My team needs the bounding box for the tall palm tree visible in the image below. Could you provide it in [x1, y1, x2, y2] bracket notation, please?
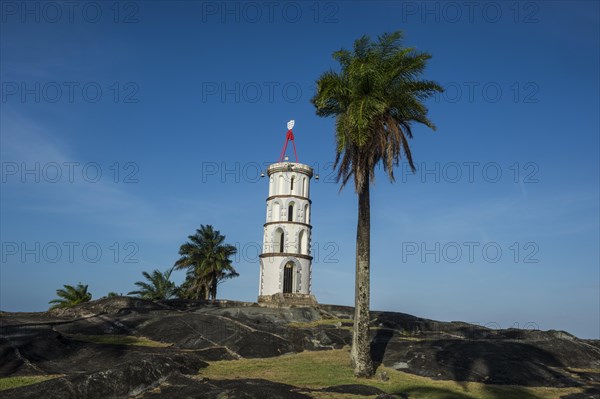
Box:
[128, 268, 177, 301]
[311, 31, 442, 377]
[174, 225, 238, 300]
[48, 283, 92, 310]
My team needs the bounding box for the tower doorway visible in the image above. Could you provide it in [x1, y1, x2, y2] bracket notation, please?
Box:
[283, 262, 294, 293]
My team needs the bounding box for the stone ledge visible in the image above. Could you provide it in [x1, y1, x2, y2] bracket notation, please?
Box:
[259, 253, 313, 260]
[257, 293, 318, 307]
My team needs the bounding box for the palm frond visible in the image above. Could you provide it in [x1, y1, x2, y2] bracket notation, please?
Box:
[174, 225, 238, 300]
[311, 30, 443, 193]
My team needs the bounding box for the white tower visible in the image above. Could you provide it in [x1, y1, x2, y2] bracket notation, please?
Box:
[258, 121, 317, 306]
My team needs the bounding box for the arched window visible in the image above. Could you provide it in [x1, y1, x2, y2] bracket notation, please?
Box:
[290, 176, 295, 193]
[274, 228, 285, 253]
[288, 202, 294, 221]
[279, 231, 284, 252]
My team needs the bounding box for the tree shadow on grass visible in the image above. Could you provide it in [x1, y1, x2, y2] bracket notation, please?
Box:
[370, 328, 395, 370]
[431, 339, 579, 399]
[433, 339, 577, 388]
[369, 325, 582, 399]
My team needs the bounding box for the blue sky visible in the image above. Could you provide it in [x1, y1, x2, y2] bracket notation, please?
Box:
[1, 1, 598, 339]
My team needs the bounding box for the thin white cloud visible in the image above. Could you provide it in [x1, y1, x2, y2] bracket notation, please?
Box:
[0, 110, 230, 243]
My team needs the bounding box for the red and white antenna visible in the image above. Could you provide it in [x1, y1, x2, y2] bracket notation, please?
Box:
[278, 119, 299, 163]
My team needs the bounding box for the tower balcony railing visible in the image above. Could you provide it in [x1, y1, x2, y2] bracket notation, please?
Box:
[267, 162, 313, 177]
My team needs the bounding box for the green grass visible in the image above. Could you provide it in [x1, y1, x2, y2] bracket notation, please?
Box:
[0, 375, 61, 391]
[199, 348, 584, 399]
[68, 334, 171, 347]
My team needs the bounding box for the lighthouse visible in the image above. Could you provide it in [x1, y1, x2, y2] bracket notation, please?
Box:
[258, 120, 317, 306]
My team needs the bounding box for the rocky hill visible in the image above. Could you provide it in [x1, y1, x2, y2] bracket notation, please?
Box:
[1, 297, 599, 398]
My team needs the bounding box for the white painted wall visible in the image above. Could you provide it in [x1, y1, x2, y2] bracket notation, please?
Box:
[259, 162, 313, 297]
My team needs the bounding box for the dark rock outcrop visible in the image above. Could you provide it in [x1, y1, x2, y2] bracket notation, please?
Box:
[1, 297, 599, 398]
[136, 374, 312, 399]
[2, 354, 207, 399]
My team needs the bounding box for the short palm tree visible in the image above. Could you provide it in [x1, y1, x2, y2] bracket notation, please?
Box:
[128, 268, 177, 301]
[175, 225, 238, 300]
[48, 283, 92, 310]
[311, 31, 443, 377]
[175, 277, 206, 300]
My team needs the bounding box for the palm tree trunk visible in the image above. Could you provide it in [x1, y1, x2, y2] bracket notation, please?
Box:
[203, 282, 210, 300]
[210, 279, 217, 301]
[351, 175, 374, 377]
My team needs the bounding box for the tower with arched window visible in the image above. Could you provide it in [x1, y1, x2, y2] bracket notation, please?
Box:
[258, 121, 317, 306]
